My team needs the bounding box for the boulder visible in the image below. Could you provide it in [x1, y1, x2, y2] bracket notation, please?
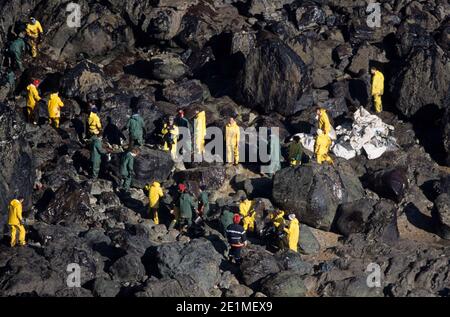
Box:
[391, 45, 450, 118]
[109, 254, 146, 283]
[132, 147, 174, 188]
[238, 35, 310, 116]
[162, 79, 209, 107]
[260, 270, 308, 297]
[366, 168, 408, 203]
[150, 54, 189, 81]
[93, 277, 121, 297]
[240, 245, 281, 287]
[60, 60, 111, 102]
[156, 239, 222, 295]
[136, 276, 207, 297]
[174, 166, 227, 191]
[434, 193, 450, 240]
[273, 162, 365, 231]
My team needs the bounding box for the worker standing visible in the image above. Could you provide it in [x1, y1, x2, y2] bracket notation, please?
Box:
[284, 214, 300, 252]
[239, 196, 256, 233]
[220, 208, 234, 235]
[26, 17, 43, 58]
[26, 79, 41, 124]
[225, 117, 240, 165]
[175, 109, 192, 159]
[48, 90, 64, 129]
[288, 135, 303, 167]
[196, 185, 210, 220]
[315, 129, 334, 165]
[178, 184, 197, 231]
[145, 181, 164, 224]
[194, 109, 207, 156]
[8, 35, 26, 71]
[162, 116, 179, 160]
[88, 107, 102, 137]
[8, 197, 26, 247]
[120, 147, 140, 192]
[226, 214, 247, 264]
[90, 133, 108, 179]
[371, 66, 384, 113]
[316, 107, 331, 136]
[126, 110, 145, 147]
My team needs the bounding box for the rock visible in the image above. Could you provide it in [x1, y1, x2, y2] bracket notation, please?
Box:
[132, 147, 174, 188]
[136, 276, 206, 297]
[434, 193, 450, 240]
[322, 276, 383, 297]
[366, 168, 408, 203]
[162, 79, 210, 107]
[245, 0, 295, 17]
[391, 44, 450, 118]
[295, 4, 326, 31]
[224, 284, 254, 297]
[299, 224, 320, 255]
[335, 199, 375, 236]
[156, 239, 222, 295]
[37, 180, 93, 228]
[238, 34, 310, 116]
[273, 162, 365, 231]
[150, 54, 189, 81]
[109, 254, 146, 283]
[0, 104, 35, 233]
[261, 270, 308, 297]
[60, 60, 111, 102]
[174, 166, 227, 191]
[240, 245, 281, 287]
[275, 251, 313, 274]
[93, 277, 121, 297]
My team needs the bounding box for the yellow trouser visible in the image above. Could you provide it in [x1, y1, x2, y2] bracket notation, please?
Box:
[242, 215, 255, 232]
[164, 142, 178, 159]
[373, 94, 382, 113]
[151, 208, 159, 225]
[290, 159, 298, 167]
[10, 224, 26, 247]
[29, 37, 38, 58]
[50, 117, 60, 128]
[317, 153, 333, 165]
[27, 107, 36, 122]
[195, 135, 205, 154]
[226, 142, 239, 165]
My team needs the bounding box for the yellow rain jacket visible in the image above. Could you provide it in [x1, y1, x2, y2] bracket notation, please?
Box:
[371, 70, 384, 96]
[315, 134, 333, 164]
[8, 199, 23, 226]
[269, 210, 285, 229]
[147, 182, 164, 209]
[225, 121, 240, 164]
[26, 84, 41, 110]
[318, 109, 331, 135]
[26, 21, 43, 38]
[194, 111, 207, 154]
[88, 112, 102, 135]
[239, 199, 255, 232]
[284, 218, 300, 252]
[48, 93, 64, 118]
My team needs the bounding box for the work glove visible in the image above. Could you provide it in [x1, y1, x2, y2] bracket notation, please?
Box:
[20, 219, 25, 225]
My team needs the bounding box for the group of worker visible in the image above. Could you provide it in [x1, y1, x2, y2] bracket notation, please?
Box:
[220, 195, 300, 264]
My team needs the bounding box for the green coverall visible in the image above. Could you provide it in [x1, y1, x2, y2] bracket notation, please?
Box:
[288, 141, 303, 167]
[179, 192, 196, 227]
[9, 38, 26, 71]
[126, 114, 145, 146]
[220, 209, 234, 235]
[198, 191, 210, 217]
[90, 135, 107, 178]
[120, 151, 135, 191]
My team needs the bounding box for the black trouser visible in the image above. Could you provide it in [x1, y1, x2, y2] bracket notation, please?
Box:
[229, 246, 243, 261]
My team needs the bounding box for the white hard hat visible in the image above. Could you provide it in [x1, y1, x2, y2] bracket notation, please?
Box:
[317, 129, 324, 135]
[288, 214, 296, 221]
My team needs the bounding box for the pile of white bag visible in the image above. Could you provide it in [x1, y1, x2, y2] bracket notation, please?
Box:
[293, 107, 399, 161]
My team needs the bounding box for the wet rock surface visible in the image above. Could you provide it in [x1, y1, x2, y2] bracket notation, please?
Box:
[0, 0, 449, 298]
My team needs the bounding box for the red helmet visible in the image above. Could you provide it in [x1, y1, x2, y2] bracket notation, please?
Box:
[233, 214, 241, 224]
[178, 184, 187, 192]
[33, 80, 41, 87]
